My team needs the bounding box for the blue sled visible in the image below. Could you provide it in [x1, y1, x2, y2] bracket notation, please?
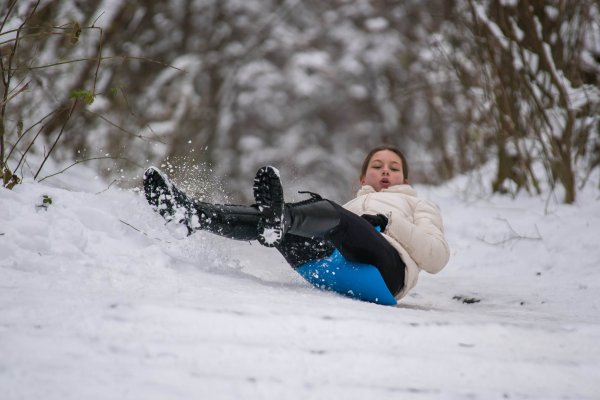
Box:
[296, 249, 397, 306]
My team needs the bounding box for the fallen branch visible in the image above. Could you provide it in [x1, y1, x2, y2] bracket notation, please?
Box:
[479, 217, 542, 246]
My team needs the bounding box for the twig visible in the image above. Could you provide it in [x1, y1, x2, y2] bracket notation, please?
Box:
[95, 179, 119, 194]
[119, 219, 171, 243]
[12, 108, 65, 174]
[6, 108, 60, 162]
[34, 99, 78, 180]
[38, 156, 142, 183]
[544, 186, 559, 216]
[91, 11, 106, 27]
[0, 30, 74, 46]
[110, 88, 167, 144]
[7, 55, 186, 73]
[0, 23, 106, 46]
[83, 108, 166, 144]
[0, 81, 29, 107]
[479, 217, 542, 246]
[92, 26, 103, 94]
[0, 1, 18, 36]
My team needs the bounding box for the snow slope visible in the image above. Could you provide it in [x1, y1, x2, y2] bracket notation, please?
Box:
[1, 166, 599, 400]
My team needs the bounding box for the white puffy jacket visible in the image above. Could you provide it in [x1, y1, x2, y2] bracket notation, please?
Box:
[343, 184, 450, 300]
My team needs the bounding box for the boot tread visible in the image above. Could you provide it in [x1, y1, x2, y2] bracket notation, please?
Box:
[253, 166, 285, 247]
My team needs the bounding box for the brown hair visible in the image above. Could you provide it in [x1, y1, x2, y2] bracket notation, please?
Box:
[360, 146, 409, 179]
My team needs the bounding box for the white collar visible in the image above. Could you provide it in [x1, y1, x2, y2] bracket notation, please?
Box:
[357, 184, 417, 197]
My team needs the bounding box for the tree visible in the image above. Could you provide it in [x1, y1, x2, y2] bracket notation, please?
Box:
[5, 0, 597, 204]
[1, 0, 100, 188]
[453, 0, 600, 203]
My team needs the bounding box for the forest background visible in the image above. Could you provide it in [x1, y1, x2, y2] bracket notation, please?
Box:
[1, 0, 599, 204]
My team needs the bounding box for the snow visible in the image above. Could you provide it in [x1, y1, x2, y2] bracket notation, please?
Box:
[473, 3, 510, 51]
[1, 165, 600, 400]
[288, 51, 332, 97]
[259, 228, 281, 246]
[365, 17, 389, 32]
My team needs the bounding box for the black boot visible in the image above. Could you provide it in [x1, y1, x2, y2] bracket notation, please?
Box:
[253, 166, 341, 247]
[192, 203, 261, 241]
[143, 167, 193, 230]
[252, 166, 287, 246]
[143, 167, 260, 240]
[284, 196, 341, 238]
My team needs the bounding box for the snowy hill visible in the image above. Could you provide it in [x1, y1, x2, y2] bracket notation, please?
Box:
[1, 167, 599, 400]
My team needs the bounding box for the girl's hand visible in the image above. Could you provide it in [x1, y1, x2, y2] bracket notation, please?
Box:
[361, 213, 388, 231]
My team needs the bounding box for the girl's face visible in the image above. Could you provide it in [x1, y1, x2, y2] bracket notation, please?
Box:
[360, 150, 406, 191]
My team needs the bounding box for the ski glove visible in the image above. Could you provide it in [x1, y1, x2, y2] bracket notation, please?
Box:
[361, 213, 388, 232]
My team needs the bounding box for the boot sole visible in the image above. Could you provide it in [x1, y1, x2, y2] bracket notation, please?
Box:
[253, 166, 284, 247]
[143, 167, 176, 219]
[143, 167, 193, 235]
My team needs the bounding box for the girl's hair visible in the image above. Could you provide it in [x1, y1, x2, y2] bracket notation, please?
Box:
[360, 146, 409, 179]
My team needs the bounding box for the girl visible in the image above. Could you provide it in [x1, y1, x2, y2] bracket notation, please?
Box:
[143, 146, 449, 302]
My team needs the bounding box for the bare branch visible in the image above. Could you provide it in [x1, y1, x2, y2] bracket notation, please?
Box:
[38, 156, 143, 183]
[7, 55, 186, 73]
[119, 219, 172, 244]
[82, 108, 166, 144]
[9, 108, 63, 168]
[479, 217, 542, 247]
[34, 99, 78, 180]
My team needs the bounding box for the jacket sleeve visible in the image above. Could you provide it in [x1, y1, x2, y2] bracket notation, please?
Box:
[387, 200, 450, 274]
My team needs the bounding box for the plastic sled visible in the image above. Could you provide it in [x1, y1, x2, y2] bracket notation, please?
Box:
[295, 249, 397, 306]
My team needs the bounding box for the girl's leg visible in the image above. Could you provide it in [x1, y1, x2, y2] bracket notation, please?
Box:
[145, 165, 405, 295]
[144, 166, 335, 269]
[275, 234, 335, 268]
[144, 167, 260, 241]
[254, 166, 405, 295]
[278, 199, 405, 295]
[326, 203, 405, 295]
